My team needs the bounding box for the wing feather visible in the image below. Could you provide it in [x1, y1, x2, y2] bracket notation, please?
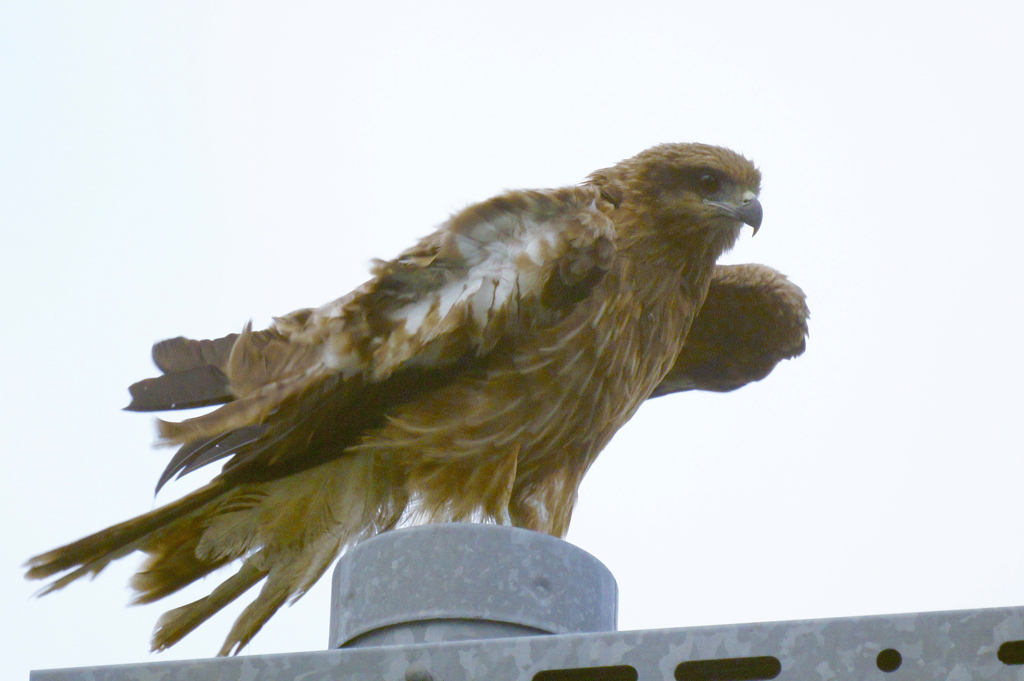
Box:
[151, 185, 615, 486]
[651, 263, 809, 396]
[343, 185, 616, 380]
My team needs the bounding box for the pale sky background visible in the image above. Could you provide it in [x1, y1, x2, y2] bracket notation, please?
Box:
[4, 2, 1024, 678]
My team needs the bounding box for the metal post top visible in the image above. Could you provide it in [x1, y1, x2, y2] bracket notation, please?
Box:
[329, 523, 618, 648]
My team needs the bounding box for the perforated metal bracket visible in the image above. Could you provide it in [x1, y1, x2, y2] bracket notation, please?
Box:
[31, 605, 1024, 680]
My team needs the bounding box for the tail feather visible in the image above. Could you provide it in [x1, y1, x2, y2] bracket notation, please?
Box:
[27, 319, 387, 655]
[151, 558, 268, 652]
[215, 526, 357, 655]
[130, 522, 232, 604]
[25, 482, 226, 588]
[217, 569, 293, 656]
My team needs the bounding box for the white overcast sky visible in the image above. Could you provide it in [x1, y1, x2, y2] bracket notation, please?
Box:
[4, 2, 1024, 677]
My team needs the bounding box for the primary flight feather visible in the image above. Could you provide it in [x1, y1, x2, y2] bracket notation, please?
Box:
[26, 142, 807, 655]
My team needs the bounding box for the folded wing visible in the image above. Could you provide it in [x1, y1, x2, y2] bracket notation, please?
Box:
[652, 263, 809, 396]
[139, 186, 616, 487]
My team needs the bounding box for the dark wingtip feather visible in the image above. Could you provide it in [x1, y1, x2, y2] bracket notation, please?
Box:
[125, 366, 234, 412]
[155, 425, 266, 493]
[152, 335, 239, 373]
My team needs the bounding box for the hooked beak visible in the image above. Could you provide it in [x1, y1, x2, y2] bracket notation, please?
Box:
[706, 190, 762, 235]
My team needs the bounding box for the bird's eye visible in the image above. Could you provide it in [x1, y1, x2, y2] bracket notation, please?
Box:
[698, 173, 719, 196]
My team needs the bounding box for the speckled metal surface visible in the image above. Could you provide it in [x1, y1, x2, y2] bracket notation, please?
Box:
[330, 523, 618, 648]
[31, 605, 1024, 680]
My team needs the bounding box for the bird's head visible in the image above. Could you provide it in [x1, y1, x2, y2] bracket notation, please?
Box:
[588, 143, 762, 255]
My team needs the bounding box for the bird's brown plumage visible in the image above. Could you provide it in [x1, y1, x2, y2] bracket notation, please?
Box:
[25, 143, 806, 655]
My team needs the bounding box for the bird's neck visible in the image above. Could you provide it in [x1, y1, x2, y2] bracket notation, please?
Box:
[616, 222, 733, 305]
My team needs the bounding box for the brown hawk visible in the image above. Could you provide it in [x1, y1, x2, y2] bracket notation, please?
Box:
[26, 143, 807, 655]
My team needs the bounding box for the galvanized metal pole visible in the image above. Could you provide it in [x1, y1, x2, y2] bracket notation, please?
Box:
[329, 523, 618, 649]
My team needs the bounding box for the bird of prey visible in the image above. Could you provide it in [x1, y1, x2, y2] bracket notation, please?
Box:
[26, 143, 808, 656]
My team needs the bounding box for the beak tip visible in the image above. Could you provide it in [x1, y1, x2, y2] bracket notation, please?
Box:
[741, 197, 763, 234]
